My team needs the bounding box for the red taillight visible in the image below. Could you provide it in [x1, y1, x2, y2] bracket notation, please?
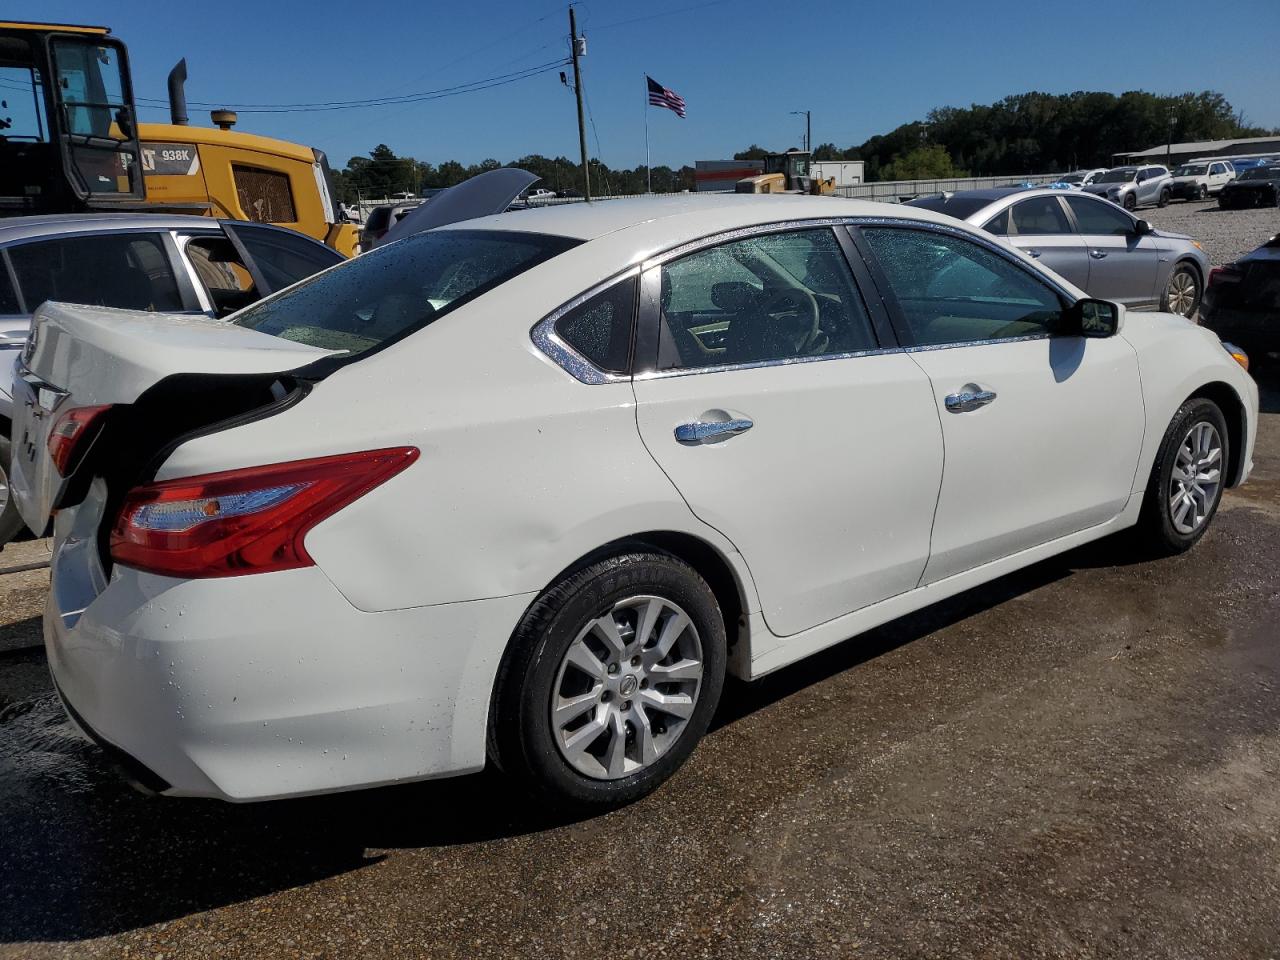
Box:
[47, 404, 113, 476]
[1208, 265, 1242, 287]
[109, 447, 419, 578]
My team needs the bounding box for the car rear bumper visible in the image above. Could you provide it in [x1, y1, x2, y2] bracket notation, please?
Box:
[44, 519, 533, 801]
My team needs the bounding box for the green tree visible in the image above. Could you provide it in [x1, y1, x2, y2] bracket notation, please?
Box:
[879, 144, 963, 181]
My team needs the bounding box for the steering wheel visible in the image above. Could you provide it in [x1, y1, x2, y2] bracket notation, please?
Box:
[759, 286, 823, 355]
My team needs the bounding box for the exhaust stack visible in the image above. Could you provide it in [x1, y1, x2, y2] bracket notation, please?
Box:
[167, 59, 189, 126]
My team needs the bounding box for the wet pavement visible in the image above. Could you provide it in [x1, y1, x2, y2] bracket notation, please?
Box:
[1, 375, 1278, 960]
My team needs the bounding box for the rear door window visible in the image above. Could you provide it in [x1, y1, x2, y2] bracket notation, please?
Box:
[232, 229, 579, 357]
[8, 233, 183, 312]
[185, 235, 259, 316]
[226, 223, 344, 292]
[1010, 197, 1072, 235]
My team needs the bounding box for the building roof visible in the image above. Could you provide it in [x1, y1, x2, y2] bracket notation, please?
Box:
[1119, 136, 1280, 159]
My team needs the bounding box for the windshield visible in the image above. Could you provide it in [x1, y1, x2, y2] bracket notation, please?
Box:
[1241, 167, 1280, 181]
[232, 229, 580, 358]
[1096, 169, 1136, 184]
[1173, 164, 1208, 177]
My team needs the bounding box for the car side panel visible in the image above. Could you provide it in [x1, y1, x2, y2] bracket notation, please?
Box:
[1118, 312, 1259, 492]
[157, 271, 763, 618]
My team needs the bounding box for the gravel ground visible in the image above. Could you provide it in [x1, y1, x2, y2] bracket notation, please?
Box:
[1142, 199, 1280, 267]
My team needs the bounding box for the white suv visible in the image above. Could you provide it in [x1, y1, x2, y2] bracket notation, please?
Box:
[1167, 160, 1236, 202]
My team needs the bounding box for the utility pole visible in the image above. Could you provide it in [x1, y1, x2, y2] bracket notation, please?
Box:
[791, 109, 811, 152]
[569, 7, 591, 200]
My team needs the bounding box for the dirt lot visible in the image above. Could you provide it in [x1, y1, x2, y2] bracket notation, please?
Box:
[1142, 198, 1278, 268]
[1, 387, 1278, 960]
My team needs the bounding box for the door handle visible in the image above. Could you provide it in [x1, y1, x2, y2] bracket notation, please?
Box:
[1090, 249, 1108, 259]
[944, 387, 997, 413]
[674, 418, 754, 444]
[1026, 248, 1042, 259]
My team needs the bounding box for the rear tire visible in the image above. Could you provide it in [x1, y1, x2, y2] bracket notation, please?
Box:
[489, 551, 726, 810]
[1134, 398, 1229, 556]
[0, 436, 27, 550]
[1157, 188, 1170, 208]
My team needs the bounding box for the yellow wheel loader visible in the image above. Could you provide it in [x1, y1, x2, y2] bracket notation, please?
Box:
[0, 21, 357, 256]
[735, 149, 836, 196]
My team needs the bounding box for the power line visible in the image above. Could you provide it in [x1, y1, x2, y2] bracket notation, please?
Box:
[129, 59, 568, 113]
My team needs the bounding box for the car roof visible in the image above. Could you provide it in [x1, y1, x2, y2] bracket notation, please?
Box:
[451, 193, 951, 243]
[0, 212, 225, 244]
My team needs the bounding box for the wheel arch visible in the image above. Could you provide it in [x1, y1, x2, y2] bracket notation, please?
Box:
[539, 531, 750, 662]
[1187, 380, 1247, 487]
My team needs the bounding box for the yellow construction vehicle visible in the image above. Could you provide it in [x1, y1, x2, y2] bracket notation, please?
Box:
[0, 21, 358, 256]
[735, 149, 836, 195]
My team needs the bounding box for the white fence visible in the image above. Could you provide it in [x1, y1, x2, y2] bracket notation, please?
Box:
[349, 170, 1070, 220]
[834, 173, 1066, 202]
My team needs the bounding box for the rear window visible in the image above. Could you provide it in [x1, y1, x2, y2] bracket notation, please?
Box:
[904, 195, 995, 221]
[231, 229, 579, 358]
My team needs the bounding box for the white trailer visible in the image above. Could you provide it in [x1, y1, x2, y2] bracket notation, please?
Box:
[811, 161, 865, 187]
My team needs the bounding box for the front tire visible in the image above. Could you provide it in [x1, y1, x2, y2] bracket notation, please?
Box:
[1123, 193, 1137, 211]
[490, 551, 727, 810]
[1198, 184, 1208, 201]
[0, 435, 27, 550]
[1161, 263, 1202, 319]
[1135, 398, 1229, 555]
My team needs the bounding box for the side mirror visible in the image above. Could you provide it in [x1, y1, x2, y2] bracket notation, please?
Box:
[1062, 298, 1120, 338]
[1134, 219, 1153, 235]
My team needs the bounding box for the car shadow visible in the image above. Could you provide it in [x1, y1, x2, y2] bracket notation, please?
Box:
[0, 528, 1159, 945]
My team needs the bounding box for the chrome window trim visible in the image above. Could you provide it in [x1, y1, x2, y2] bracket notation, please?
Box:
[530, 266, 640, 385]
[533, 215, 1078, 384]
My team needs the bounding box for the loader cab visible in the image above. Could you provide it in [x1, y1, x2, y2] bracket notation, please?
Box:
[0, 22, 145, 214]
[763, 149, 811, 185]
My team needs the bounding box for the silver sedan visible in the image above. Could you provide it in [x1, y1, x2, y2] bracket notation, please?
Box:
[906, 188, 1209, 318]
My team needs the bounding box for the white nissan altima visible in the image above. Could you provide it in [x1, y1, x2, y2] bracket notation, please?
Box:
[8, 194, 1258, 808]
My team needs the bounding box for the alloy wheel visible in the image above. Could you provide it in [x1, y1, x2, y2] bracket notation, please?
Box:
[0, 461, 9, 520]
[1165, 269, 1199, 317]
[550, 595, 704, 780]
[1169, 421, 1223, 535]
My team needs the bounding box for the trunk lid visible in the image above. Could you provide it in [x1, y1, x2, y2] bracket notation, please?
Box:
[10, 301, 337, 533]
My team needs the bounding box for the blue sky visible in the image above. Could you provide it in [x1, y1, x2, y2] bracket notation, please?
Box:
[14, 0, 1280, 170]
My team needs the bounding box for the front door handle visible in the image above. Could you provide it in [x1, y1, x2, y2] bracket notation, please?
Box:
[1090, 249, 1108, 259]
[944, 387, 997, 413]
[1026, 248, 1042, 259]
[674, 418, 754, 444]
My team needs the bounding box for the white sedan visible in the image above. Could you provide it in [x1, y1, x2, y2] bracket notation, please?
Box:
[9, 195, 1258, 808]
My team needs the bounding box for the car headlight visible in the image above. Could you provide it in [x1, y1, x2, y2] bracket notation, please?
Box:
[1221, 341, 1249, 372]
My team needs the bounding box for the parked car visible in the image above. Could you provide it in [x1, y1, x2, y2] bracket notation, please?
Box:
[905, 188, 1209, 316]
[1200, 233, 1280, 363]
[1081, 165, 1172, 210]
[10, 196, 1256, 809]
[0, 214, 345, 545]
[1050, 168, 1108, 190]
[360, 201, 423, 249]
[1166, 160, 1236, 201]
[1222, 157, 1275, 176]
[1217, 163, 1280, 209]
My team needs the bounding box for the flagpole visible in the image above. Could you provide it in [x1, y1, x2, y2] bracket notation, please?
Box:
[644, 74, 651, 194]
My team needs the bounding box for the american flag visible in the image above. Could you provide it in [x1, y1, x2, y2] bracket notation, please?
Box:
[647, 75, 686, 118]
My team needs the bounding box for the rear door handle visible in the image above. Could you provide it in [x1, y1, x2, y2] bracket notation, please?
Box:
[944, 387, 997, 413]
[674, 418, 753, 444]
[1090, 249, 1108, 259]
